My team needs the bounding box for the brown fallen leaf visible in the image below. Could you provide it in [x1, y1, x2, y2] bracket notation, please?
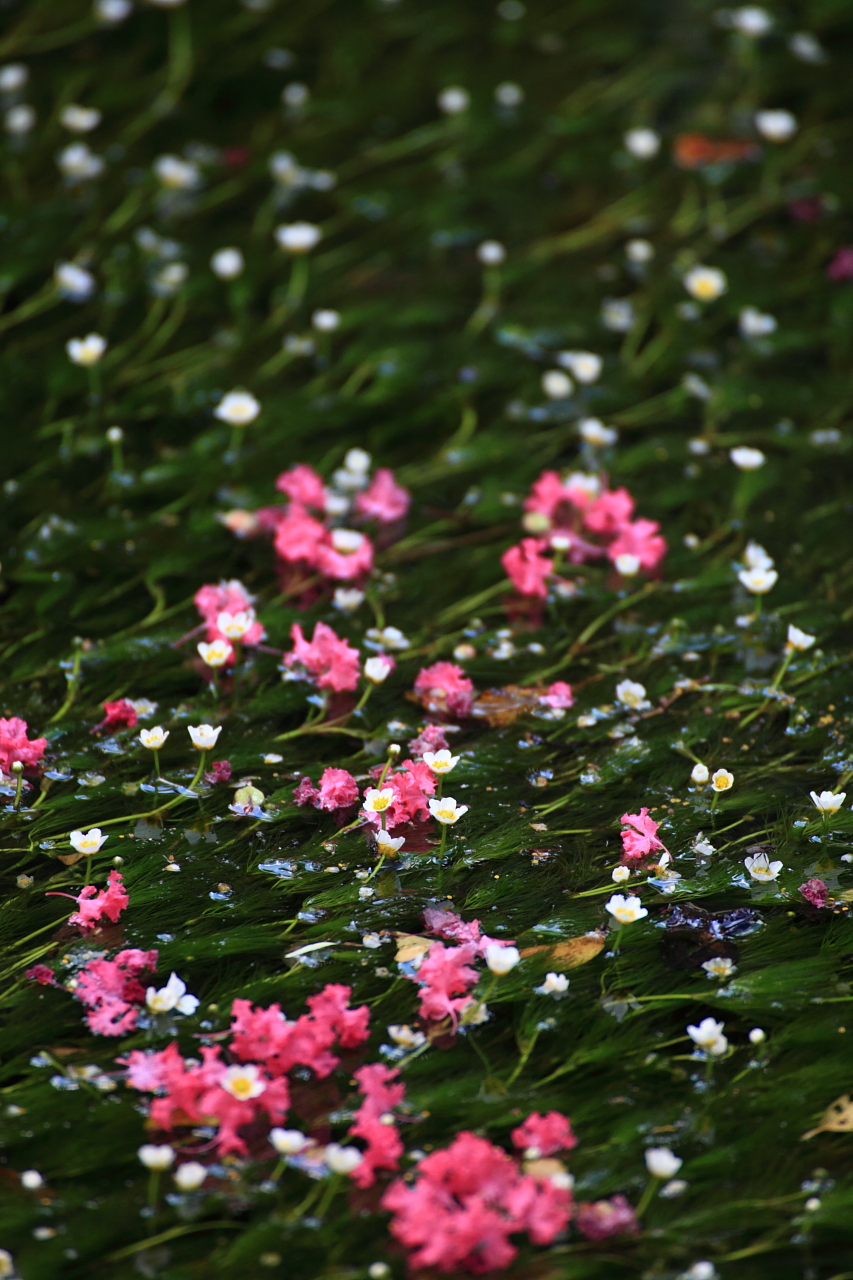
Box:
[520, 930, 606, 970]
[393, 933, 433, 964]
[802, 1094, 853, 1140]
[470, 685, 549, 727]
[56, 850, 87, 866]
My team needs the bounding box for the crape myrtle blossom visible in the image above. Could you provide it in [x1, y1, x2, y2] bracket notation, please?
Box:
[575, 1195, 639, 1241]
[76, 948, 158, 1036]
[360, 759, 437, 831]
[283, 621, 360, 692]
[193, 580, 265, 650]
[620, 809, 668, 864]
[413, 662, 475, 718]
[93, 699, 138, 733]
[0, 716, 47, 774]
[293, 767, 360, 812]
[58, 868, 127, 932]
[800, 878, 829, 909]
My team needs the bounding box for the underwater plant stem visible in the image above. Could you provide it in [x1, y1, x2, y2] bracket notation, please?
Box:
[49, 638, 84, 724]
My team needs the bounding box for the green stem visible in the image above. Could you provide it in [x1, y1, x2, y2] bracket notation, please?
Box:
[49, 639, 84, 724]
[769, 649, 792, 693]
[352, 682, 374, 715]
[314, 1172, 342, 1220]
[506, 1029, 540, 1087]
[110, 437, 124, 473]
[12, 769, 24, 812]
[286, 254, 310, 312]
[635, 1176, 659, 1219]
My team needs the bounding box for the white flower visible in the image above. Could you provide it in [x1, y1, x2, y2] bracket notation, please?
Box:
[788, 32, 826, 63]
[613, 553, 640, 577]
[683, 374, 711, 400]
[154, 154, 200, 189]
[680, 1265, 717, 1280]
[263, 752, 283, 764]
[333, 587, 365, 612]
[611, 865, 631, 883]
[684, 266, 727, 302]
[730, 6, 772, 36]
[60, 104, 102, 133]
[275, 221, 322, 253]
[626, 238, 654, 263]
[197, 639, 233, 668]
[645, 1147, 683, 1178]
[376, 830, 406, 857]
[174, 1162, 207, 1191]
[730, 446, 766, 471]
[21, 1170, 44, 1190]
[477, 240, 506, 265]
[810, 790, 846, 813]
[422, 749, 460, 775]
[428, 796, 469, 825]
[615, 679, 650, 711]
[139, 726, 169, 750]
[270, 1128, 311, 1155]
[138, 1144, 175, 1170]
[605, 894, 648, 924]
[387, 1024, 426, 1049]
[330, 528, 365, 554]
[95, 0, 133, 22]
[484, 943, 520, 975]
[55, 261, 96, 301]
[214, 390, 260, 427]
[5, 104, 36, 134]
[495, 81, 524, 106]
[624, 127, 660, 158]
[691, 763, 709, 784]
[324, 1143, 363, 1174]
[363, 787, 395, 814]
[146, 972, 199, 1016]
[66, 333, 107, 366]
[739, 305, 777, 338]
[216, 609, 256, 639]
[557, 350, 602, 382]
[578, 417, 617, 447]
[787, 624, 815, 652]
[368, 1265, 390, 1280]
[438, 86, 469, 114]
[601, 298, 634, 331]
[312, 308, 340, 331]
[744, 850, 783, 882]
[542, 370, 573, 400]
[0, 63, 28, 91]
[211, 247, 244, 279]
[151, 262, 188, 297]
[748, 1027, 766, 1044]
[187, 724, 222, 750]
[69, 828, 108, 855]
[738, 565, 777, 594]
[534, 971, 569, 996]
[687, 1016, 728, 1055]
[702, 956, 737, 979]
[362, 932, 382, 949]
[711, 768, 733, 792]
[0, 1251, 13, 1280]
[164, 861, 181, 873]
[660, 1179, 688, 1198]
[755, 109, 797, 142]
[364, 655, 394, 684]
[219, 1064, 266, 1101]
[744, 540, 774, 570]
[365, 625, 409, 651]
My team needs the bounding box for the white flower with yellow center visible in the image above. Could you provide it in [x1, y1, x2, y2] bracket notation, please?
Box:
[711, 768, 733, 792]
[275, 221, 322, 253]
[615, 553, 641, 577]
[67, 333, 107, 366]
[611, 865, 631, 883]
[484, 943, 520, 975]
[154, 154, 200, 190]
[174, 1162, 206, 1191]
[535, 972, 569, 996]
[324, 1143, 363, 1174]
[578, 417, 617, 447]
[422, 749, 460, 775]
[541, 370, 573, 400]
[376, 830, 405, 857]
[615, 679, 650, 712]
[270, 1128, 311, 1155]
[738, 565, 777, 594]
[428, 796, 468, 825]
[787, 625, 815, 652]
[214, 391, 260, 427]
[605, 894, 648, 924]
[684, 266, 727, 302]
[702, 957, 737, 980]
[188, 724, 222, 750]
[60, 104, 102, 133]
[219, 1064, 266, 1102]
[145, 972, 199, 1016]
[730, 446, 766, 471]
[687, 1017, 728, 1055]
[363, 788, 394, 814]
[138, 1144, 174, 1170]
[69, 828, 108, 855]
[744, 851, 783, 882]
[139, 726, 169, 750]
[197, 639, 233, 668]
[387, 1024, 426, 1049]
[216, 609, 256, 640]
[691, 763, 709, 784]
[810, 790, 846, 813]
[557, 350, 602, 382]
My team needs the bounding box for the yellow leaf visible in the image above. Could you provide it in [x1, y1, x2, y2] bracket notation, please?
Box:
[393, 933, 433, 964]
[520, 930, 606, 970]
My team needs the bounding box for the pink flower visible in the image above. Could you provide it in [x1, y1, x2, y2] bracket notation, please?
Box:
[347, 1063, 406, 1188]
[363, 758, 436, 829]
[315, 767, 360, 811]
[828, 247, 853, 282]
[26, 964, 57, 986]
[67, 870, 130, 931]
[511, 1112, 577, 1158]
[620, 809, 668, 864]
[314, 530, 375, 582]
[523, 470, 578, 522]
[413, 662, 475, 718]
[204, 759, 232, 785]
[800, 878, 829, 909]
[272, 507, 328, 567]
[502, 539, 553, 599]
[0, 716, 47, 774]
[607, 517, 666, 571]
[575, 1194, 639, 1242]
[423, 906, 483, 948]
[283, 621, 361, 692]
[293, 776, 320, 806]
[412, 942, 481, 1026]
[583, 488, 635, 536]
[408, 723, 451, 758]
[194, 580, 264, 646]
[92, 699, 138, 734]
[355, 468, 411, 523]
[75, 948, 158, 1036]
[540, 681, 573, 710]
[275, 463, 326, 510]
[229, 983, 370, 1078]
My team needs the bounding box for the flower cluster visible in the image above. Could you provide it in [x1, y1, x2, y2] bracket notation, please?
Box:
[404, 908, 519, 1029]
[0, 716, 47, 776]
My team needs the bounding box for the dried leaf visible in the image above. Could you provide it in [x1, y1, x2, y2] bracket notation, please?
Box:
[802, 1094, 853, 1140]
[393, 933, 433, 964]
[471, 685, 548, 727]
[520, 930, 606, 970]
[56, 850, 87, 866]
